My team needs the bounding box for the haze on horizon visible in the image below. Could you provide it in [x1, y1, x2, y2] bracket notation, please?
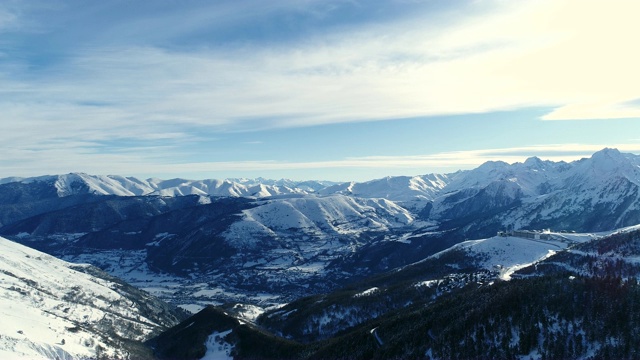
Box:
[2, 0, 640, 182]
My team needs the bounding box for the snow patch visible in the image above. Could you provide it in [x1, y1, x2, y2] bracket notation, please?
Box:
[201, 329, 233, 360]
[354, 287, 380, 298]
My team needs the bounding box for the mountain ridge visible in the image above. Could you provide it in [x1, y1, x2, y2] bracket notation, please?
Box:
[3, 148, 637, 203]
[3, 148, 640, 308]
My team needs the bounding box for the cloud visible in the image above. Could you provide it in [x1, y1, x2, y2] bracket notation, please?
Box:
[2, 0, 640, 179]
[2, 136, 639, 180]
[0, 6, 18, 32]
[5, 1, 640, 136]
[23, 143, 632, 176]
[138, 143, 640, 179]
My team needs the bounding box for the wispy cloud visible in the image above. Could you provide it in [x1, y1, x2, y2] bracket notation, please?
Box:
[7, 143, 629, 179]
[1, 0, 639, 179]
[160, 143, 640, 173]
[5, 1, 640, 134]
[0, 3, 20, 32]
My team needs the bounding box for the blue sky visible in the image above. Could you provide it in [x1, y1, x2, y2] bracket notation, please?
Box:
[2, 0, 640, 181]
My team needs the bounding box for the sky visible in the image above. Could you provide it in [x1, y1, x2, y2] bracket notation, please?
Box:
[2, 0, 640, 182]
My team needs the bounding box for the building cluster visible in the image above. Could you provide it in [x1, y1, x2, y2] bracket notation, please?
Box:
[497, 229, 553, 240]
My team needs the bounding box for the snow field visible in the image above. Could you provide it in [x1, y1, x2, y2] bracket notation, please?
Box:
[201, 329, 233, 360]
[0, 237, 171, 359]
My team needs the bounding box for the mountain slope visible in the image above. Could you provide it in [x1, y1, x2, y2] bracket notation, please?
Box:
[257, 229, 599, 341]
[0, 236, 185, 359]
[318, 173, 450, 206]
[148, 306, 304, 360]
[153, 227, 640, 360]
[518, 224, 640, 280]
[306, 275, 640, 360]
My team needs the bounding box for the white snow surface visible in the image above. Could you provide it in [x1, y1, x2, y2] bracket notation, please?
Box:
[0, 237, 167, 359]
[319, 174, 450, 203]
[430, 231, 600, 280]
[231, 304, 265, 322]
[9, 174, 328, 198]
[201, 329, 233, 360]
[354, 287, 379, 298]
[225, 195, 414, 246]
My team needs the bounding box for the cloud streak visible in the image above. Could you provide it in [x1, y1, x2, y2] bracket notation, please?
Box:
[158, 143, 640, 172]
[5, 1, 640, 134]
[1, 0, 639, 180]
[5, 143, 636, 181]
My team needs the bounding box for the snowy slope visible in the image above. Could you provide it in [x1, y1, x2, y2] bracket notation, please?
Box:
[243, 195, 412, 233]
[319, 174, 450, 204]
[223, 194, 414, 250]
[19, 173, 155, 196]
[0, 236, 181, 359]
[4, 174, 326, 198]
[201, 330, 233, 360]
[448, 235, 577, 280]
[425, 229, 615, 281]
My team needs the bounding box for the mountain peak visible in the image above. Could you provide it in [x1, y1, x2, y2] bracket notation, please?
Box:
[589, 148, 627, 169]
[476, 160, 510, 172]
[562, 147, 640, 188]
[523, 156, 543, 166]
[592, 147, 622, 159]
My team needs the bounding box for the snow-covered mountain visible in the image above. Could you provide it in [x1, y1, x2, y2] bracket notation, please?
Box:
[3, 148, 639, 204]
[318, 173, 450, 206]
[319, 148, 640, 204]
[3, 148, 640, 358]
[225, 194, 413, 244]
[0, 236, 184, 359]
[3, 148, 640, 308]
[0, 173, 337, 198]
[413, 148, 640, 235]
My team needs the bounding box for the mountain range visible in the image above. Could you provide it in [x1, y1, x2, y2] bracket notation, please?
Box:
[0, 173, 337, 198]
[2, 147, 640, 358]
[2, 148, 639, 306]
